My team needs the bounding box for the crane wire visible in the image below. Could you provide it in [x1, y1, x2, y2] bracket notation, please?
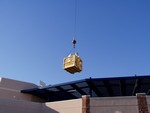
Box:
[73, 0, 77, 39]
[67, 0, 78, 55]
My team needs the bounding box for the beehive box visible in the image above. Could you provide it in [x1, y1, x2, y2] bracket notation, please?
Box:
[63, 54, 82, 74]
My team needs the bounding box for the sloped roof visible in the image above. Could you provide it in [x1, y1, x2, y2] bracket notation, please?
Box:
[21, 75, 150, 102]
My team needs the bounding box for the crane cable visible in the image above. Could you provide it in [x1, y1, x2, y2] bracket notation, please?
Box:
[72, 0, 77, 49]
[68, 0, 77, 55]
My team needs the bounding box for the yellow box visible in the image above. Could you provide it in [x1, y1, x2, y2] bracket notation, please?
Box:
[63, 54, 82, 74]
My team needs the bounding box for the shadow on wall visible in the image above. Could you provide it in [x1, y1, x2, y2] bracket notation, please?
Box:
[41, 104, 59, 113]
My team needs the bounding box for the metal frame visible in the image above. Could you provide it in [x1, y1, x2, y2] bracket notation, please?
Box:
[21, 75, 150, 102]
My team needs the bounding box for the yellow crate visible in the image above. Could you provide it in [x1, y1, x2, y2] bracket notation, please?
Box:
[63, 54, 82, 74]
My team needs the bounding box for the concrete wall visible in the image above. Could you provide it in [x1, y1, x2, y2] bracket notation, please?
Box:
[0, 98, 60, 113]
[43, 99, 82, 113]
[90, 96, 138, 113]
[0, 98, 42, 113]
[1, 96, 147, 113]
[0, 77, 43, 102]
[0, 98, 81, 113]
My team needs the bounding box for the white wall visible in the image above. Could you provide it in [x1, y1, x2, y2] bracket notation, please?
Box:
[90, 96, 138, 113]
[43, 99, 82, 113]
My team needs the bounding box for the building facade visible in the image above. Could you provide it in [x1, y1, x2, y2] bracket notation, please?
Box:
[0, 77, 150, 113]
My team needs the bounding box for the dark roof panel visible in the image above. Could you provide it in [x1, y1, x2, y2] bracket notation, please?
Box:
[21, 75, 150, 102]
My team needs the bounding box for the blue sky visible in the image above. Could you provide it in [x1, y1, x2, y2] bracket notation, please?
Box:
[0, 0, 150, 85]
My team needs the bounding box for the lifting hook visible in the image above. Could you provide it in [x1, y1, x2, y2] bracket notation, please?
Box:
[72, 39, 76, 48]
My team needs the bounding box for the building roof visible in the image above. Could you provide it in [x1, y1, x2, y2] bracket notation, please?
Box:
[21, 75, 150, 102]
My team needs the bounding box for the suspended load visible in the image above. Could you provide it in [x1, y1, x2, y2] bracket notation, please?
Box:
[64, 53, 82, 74]
[63, 39, 82, 74]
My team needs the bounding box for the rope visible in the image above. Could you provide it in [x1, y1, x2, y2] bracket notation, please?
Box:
[67, 46, 78, 56]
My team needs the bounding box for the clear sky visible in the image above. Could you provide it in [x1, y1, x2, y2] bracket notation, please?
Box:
[0, 0, 150, 85]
